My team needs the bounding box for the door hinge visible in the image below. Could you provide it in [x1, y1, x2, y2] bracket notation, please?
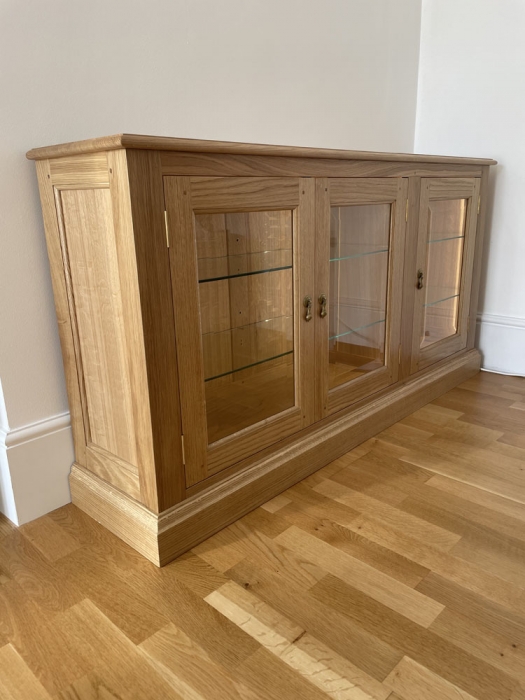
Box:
[405, 198, 409, 222]
[477, 196, 481, 215]
[398, 343, 402, 364]
[180, 434, 186, 465]
[164, 210, 170, 248]
[467, 317, 471, 332]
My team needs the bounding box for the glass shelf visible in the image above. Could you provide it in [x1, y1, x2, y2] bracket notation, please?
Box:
[424, 293, 460, 309]
[328, 203, 391, 392]
[330, 317, 385, 341]
[201, 314, 293, 339]
[427, 235, 464, 245]
[330, 248, 388, 262]
[195, 208, 295, 443]
[205, 350, 293, 383]
[423, 285, 461, 308]
[202, 314, 294, 382]
[198, 249, 292, 283]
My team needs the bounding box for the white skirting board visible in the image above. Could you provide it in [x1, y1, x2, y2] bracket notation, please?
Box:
[477, 313, 525, 377]
[0, 411, 73, 526]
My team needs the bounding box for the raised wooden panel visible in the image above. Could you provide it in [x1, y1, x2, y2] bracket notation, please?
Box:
[329, 177, 401, 205]
[59, 188, 138, 466]
[50, 152, 109, 187]
[35, 160, 88, 464]
[189, 176, 300, 211]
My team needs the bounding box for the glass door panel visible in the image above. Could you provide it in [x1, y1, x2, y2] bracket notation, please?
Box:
[165, 175, 315, 486]
[421, 199, 467, 348]
[195, 211, 295, 444]
[411, 178, 480, 373]
[316, 178, 408, 418]
[329, 204, 391, 390]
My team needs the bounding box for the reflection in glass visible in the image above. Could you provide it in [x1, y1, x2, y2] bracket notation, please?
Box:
[195, 211, 295, 444]
[329, 204, 391, 390]
[421, 199, 467, 348]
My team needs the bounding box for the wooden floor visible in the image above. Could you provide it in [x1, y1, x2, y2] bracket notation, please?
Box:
[1, 370, 525, 700]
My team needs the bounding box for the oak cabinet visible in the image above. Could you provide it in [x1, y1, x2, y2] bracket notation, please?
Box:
[27, 135, 495, 565]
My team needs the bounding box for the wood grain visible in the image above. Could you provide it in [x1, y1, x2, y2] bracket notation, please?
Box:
[0, 644, 52, 700]
[26, 132, 497, 165]
[274, 525, 444, 627]
[160, 151, 486, 179]
[69, 349, 481, 566]
[106, 149, 164, 512]
[205, 581, 390, 700]
[34, 160, 87, 464]
[3, 371, 525, 699]
[49, 152, 109, 187]
[124, 149, 185, 508]
[59, 187, 139, 465]
[384, 655, 479, 700]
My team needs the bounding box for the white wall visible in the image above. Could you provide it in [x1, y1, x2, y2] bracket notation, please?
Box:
[415, 0, 525, 375]
[0, 0, 422, 523]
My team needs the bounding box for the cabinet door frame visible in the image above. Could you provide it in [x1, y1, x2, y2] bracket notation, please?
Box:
[164, 176, 315, 487]
[315, 177, 408, 418]
[410, 177, 481, 373]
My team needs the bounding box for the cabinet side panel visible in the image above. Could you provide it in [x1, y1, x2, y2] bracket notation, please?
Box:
[58, 188, 139, 467]
[34, 160, 87, 465]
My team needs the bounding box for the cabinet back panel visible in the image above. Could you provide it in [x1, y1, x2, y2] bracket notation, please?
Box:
[59, 188, 138, 466]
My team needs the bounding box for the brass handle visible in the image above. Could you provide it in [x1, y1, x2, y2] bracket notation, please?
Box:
[303, 296, 312, 322]
[417, 270, 424, 290]
[318, 294, 327, 318]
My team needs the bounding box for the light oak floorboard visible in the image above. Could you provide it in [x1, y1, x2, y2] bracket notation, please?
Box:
[1, 371, 524, 699]
[384, 655, 479, 700]
[206, 582, 388, 700]
[274, 525, 444, 627]
[0, 644, 52, 700]
[313, 478, 462, 551]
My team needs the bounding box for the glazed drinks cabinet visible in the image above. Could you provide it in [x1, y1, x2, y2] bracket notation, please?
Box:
[27, 135, 495, 565]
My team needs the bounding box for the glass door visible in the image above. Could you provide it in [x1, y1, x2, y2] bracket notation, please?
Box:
[316, 178, 408, 418]
[165, 176, 315, 487]
[411, 178, 480, 372]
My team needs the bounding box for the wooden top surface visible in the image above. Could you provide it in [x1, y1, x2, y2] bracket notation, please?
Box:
[26, 133, 497, 165]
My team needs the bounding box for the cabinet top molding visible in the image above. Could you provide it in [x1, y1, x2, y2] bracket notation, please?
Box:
[26, 133, 498, 165]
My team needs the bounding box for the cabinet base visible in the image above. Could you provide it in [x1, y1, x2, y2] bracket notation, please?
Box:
[70, 349, 481, 566]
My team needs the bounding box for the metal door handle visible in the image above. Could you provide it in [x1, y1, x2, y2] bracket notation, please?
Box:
[417, 270, 424, 290]
[303, 296, 312, 322]
[318, 294, 327, 318]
